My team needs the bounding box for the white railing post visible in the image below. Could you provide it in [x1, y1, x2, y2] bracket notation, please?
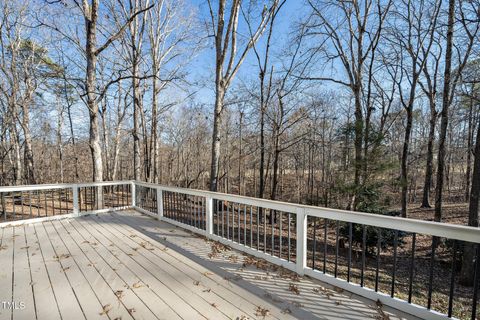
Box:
[296, 207, 307, 275]
[131, 182, 136, 207]
[205, 195, 213, 235]
[72, 184, 79, 216]
[157, 188, 163, 219]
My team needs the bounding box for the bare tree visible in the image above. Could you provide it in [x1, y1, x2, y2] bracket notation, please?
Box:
[388, 0, 441, 217]
[207, 0, 278, 191]
[434, 0, 479, 222]
[305, 0, 392, 209]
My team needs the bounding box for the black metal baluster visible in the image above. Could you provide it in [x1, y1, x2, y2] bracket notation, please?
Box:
[201, 197, 205, 230]
[279, 212, 282, 259]
[361, 224, 366, 287]
[222, 201, 225, 238]
[13, 193, 16, 220]
[288, 213, 291, 262]
[347, 222, 352, 282]
[37, 190, 41, 217]
[238, 204, 241, 243]
[79, 189, 82, 212]
[257, 207, 260, 250]
[250, 206, 253, 248]
[427, 236, 438, 309]
[335, 221, 339, 278]
[448, 240, 457, 318]
[189, 195, 193, 226]
[263, 209, 267, 253]
[50, 190, 54, 215]
[193, 196, 198, 229]
[271, 210, 275, 255]
[28, 191, 32, 218]
[243, 205, 247, 245]
[408, 233, 416, 303]
[59, 189, 63, 215]
[233, 203, 236, 241]
[227, 202, 230, 240]
[375, 228, 381, 292]
[44, 190, 48, 216]
[323, 219, 327, 274]
[20, 191, 24, 219]
[391, 230, 398, 297]
[471, 244, 480, 320]
[313, 218, 317, 270]
[216, 200, 220, 235]
[167, 192, 171, 218]
[174, 193, 178, 221]
[182, 193, 185, 223]
[1, 193, 5, 221]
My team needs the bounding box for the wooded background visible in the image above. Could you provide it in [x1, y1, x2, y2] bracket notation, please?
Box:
[0, 0, 479, 225]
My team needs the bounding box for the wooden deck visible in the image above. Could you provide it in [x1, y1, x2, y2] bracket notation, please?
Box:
[0, 210, 417, 320]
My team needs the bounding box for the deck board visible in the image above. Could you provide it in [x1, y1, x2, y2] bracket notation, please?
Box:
[43, 222, 107, 320]
[33, 222, 85, 320]
[24, 223, 61, 320]
[12, 225, 36, 320]
[53, 219, 135, 320]
[63, 218, 162, 320]
[85, 215, 250, 320]
[79, 217, 230, 320]
[0, 227, 13, 320]
[0, 210, 417, 320]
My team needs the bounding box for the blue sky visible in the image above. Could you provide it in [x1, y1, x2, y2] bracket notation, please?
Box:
[186, 0, 308, 105]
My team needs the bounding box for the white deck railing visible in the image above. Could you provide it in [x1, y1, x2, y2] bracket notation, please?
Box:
[1, 180, 479, 320]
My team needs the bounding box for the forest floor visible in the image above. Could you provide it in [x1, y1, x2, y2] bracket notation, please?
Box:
[406, 202, 470, 225]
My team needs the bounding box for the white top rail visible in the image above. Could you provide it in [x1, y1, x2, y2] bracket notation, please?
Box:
[1, 180, 479, 243]
[0, 180, 133, 193]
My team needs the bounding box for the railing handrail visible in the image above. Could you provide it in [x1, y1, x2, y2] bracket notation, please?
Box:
[1, 180, 479, 242]
[0, 180, 134, 193]
[135, 180, 480, 243]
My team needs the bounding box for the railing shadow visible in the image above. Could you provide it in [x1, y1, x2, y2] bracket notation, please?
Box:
[100, 210, 410, 320]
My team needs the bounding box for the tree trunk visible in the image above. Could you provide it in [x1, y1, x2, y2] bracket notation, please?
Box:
[460, 113, 480, 286]
[209, 85, 225, 191]
[421, 106, 437, 208]
[352, 87, 363, 209]
[132, 59, 141, 181]
[85, 0, 103, 183]
[10, 125, 22, 185]
[259, 100, 265, 198]
[434, 0, 455, 222]
[151, 70, 159, 183]
[22, 103, 35, 184]
[465, 92, 474, 201]
[401, 106, 413, 217]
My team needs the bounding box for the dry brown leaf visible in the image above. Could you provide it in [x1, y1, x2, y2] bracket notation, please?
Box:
[99, 304, 112, 315]
[288, 283, 300, 295]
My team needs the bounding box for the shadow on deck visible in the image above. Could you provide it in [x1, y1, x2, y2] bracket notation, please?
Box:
[0, 209, 416, 320]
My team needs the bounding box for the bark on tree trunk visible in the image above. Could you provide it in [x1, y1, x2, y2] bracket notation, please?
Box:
[465, 93, 474, 201]
[421, 106, 437, 208]
[132, 62, 141, 181]
[353, 88, 363, 210]
[434, 0, 455, 222]
[209, 85, 225, 191]
[401, 107, 413, 217]
[85, 1, 103, 184]
[22, 104, 35, 184]
[460, 113, 480, 286]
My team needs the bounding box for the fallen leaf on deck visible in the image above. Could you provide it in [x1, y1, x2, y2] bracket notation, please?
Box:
[288, 283, 300, 295]
[255, 306, 270, 318]
[99, 304, 112, 315]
